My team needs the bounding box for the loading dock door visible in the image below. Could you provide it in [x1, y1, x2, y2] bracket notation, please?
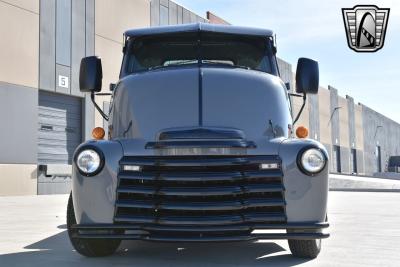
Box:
[351, 149, 357, 174]
[38, 91, 82, 194]
[332, 146, 342, 173]
[376, 146, 382, 173]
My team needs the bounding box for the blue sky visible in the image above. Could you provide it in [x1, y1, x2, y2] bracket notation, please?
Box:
[176, 0, 400, 123]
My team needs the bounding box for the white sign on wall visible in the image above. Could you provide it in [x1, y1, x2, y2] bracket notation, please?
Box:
[58, 75, 69, 88]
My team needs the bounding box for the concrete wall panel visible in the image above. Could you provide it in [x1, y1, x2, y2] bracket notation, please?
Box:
[71, 0, 86, 96]
[85, 0, 95, 56]
[94, 36, 121, 127]
[347, 96, 356, 149]
[168, 1, 177, 25]
[83, 0, 95, 140]
[95, 36, 122, 92]
[362, 105, 400, 175]
[340, 146, 350, 174]
[308, 94, 320, 140]
[39, 0, 55, 91]
[354, 103, 364, 151]
[182, 8, 190, 23]
[0, 164, 37, 196]
[0, 1, 38, 88]
[329, 86, 340, 146]
[339, 96, 349, 148]
[2, 0, 39, 13]
[150, 0, 160, 26]
[177, 5, 183, 24]
[356, 149, 364, 174]
[323, 143, 331, 163]
[95, 0, 150, 42]
[190, 11, 197, 23]
[277, 58, 293, 91]
[160, 0, 168, 7]
[318, 87, 331, 145]
[55, 64, 71, 94]
[55, 0, 71, 66]
[0, 82, 37, 164]
[160, 4, 168, 25]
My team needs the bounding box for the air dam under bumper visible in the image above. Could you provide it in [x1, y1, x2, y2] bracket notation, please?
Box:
[70, 222, 329, 242]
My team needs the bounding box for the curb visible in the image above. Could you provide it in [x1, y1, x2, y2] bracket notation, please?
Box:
[329, 188, 400, 193]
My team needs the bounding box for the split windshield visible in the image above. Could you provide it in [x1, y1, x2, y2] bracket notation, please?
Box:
[125, 32, 276, 74]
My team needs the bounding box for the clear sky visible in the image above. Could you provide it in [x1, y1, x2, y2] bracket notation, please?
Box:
[175, 0, 400, 123]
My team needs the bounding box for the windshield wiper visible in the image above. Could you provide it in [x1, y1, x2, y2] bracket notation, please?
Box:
[148, 60, 198, 71]
[201, 60, 251, 70]
[147, 60, 252, 71]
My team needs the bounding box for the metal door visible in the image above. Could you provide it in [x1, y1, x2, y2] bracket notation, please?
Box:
[351, 149, 357, 174]
[332, 146, 341, 173]
[38, 91, 82, 194]
[376, 146, 382, 172]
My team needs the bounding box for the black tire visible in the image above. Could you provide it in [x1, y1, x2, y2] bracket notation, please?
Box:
[67, 193, 121, 257]
[288, 239, 321, 258]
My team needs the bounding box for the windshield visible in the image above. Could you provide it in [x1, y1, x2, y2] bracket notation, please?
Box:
[125, 32, 276, 74]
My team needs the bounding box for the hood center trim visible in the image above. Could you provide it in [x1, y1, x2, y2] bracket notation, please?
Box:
[198, 68, 203, 126]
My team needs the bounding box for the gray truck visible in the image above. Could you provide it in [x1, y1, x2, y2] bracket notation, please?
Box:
[67, 23, 329, 259]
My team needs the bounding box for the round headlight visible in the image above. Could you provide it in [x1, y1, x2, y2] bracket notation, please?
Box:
[299, 148, 326, 174]
[76, 149, 102, 175]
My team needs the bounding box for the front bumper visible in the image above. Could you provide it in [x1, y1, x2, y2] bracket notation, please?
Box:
[70, 222, 329, 242]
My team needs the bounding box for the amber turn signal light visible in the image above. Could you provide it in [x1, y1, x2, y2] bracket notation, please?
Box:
[296, 126, 309, 138]
[92, 127, 105, 140]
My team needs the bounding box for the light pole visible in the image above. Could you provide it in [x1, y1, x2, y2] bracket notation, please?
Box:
[374, 125, 383, 139]
[328, 106, 342, 126]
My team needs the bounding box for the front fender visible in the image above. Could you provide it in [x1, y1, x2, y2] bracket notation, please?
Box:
[72, 140, 123, 224]
[279, 138, 329, 222]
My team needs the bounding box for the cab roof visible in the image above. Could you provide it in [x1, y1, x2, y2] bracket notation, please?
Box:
[124, 23, 274, 39]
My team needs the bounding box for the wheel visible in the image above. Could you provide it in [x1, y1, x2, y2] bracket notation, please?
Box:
[288, 239, 321, 258]
[288, 214, 328, 258]
[66, 193, 121, 257]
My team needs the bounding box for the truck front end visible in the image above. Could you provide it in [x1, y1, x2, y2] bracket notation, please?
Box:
[67, 23, 329, 259]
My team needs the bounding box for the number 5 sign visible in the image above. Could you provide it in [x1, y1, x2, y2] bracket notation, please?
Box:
[58, 75, 69, 88]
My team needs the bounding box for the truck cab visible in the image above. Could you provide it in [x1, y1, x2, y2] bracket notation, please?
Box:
[67, 23, 329, 259]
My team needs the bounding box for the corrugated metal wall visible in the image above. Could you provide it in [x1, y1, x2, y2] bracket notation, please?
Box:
[38, 92, 82, 164]
[37, 91, 82, 194]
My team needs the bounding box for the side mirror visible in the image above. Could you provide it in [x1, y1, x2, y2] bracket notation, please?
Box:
[79, 56, 102, 92]
[295, 58, 319, 94]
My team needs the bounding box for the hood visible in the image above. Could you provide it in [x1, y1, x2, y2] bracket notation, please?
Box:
[111, 66, 291, 155]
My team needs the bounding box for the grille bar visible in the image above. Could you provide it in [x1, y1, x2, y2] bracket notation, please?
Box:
[115, 155, 286, 227]
[117, 184, 284, 196]
[119, 155, 279, 167]
[116, 198, 285, 211]
[115, 211, 286, 225]
[118, 170, 283, 182]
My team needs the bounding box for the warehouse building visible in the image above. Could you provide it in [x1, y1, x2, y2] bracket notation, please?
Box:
[0, 0, 399, 196]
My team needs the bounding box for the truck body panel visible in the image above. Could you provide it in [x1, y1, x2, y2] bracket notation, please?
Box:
[69, 23, 329, 253]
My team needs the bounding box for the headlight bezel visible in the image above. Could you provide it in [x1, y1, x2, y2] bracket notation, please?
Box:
[74, 145, 105, 177]
[297, 146, 327, 176]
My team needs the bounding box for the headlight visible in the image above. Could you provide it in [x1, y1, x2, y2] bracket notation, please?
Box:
[298, 148, 326, 175]
[75, 148, 104, 176]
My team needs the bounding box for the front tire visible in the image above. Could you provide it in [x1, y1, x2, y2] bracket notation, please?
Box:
[66, 193, 121, 257]
[288, 239, 321, 259]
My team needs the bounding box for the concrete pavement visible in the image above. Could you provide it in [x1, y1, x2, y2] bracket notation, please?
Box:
[1, 192, 400, 267]
[329, 174, 400, 192]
